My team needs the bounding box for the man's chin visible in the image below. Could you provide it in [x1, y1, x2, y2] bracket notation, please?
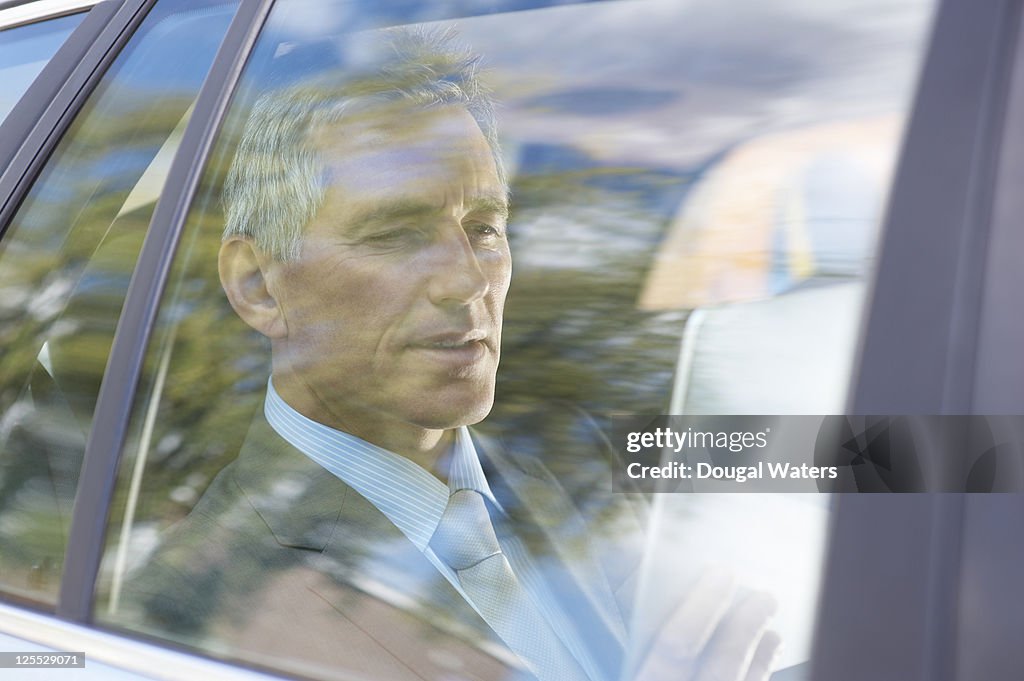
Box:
[403, 390, 495, 430]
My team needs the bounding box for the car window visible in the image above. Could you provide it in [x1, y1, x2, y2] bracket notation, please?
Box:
[96, 0, 935, 679]
[0, 0, 239, 607]
[0, 11, 85, 125]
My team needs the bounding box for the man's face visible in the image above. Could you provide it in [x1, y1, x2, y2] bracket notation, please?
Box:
[266, 105, 511, 440]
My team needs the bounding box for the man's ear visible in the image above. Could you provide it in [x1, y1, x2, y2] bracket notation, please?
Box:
[218, 237, 288, 339]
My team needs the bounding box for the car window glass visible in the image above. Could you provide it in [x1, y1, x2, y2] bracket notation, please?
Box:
[0, 11, 85, 125]
[0, 0, 239, 607]
[97, 0, 935, 679]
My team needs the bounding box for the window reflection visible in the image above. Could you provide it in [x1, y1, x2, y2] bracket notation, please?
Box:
[97, 1, 935, 679]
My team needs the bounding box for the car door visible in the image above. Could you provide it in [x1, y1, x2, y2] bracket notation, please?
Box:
[1, 0, 1022, 680]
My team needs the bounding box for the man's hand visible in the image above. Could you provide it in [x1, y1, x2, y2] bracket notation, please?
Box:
[634, 571, 781, 681]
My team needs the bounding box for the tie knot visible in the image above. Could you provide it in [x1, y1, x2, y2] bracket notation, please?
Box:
[430, 489, 502, 570]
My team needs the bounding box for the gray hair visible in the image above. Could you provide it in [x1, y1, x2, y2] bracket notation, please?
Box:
[222, 26, 505, 261]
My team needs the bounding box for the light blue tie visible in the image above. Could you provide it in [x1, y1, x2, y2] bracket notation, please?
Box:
[429, 489, 591, 681]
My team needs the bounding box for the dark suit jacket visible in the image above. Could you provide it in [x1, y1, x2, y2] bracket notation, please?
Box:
[123, 408, 647, 681]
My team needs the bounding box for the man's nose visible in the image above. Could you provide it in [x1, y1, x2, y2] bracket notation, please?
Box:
[427, 225, 490, 306]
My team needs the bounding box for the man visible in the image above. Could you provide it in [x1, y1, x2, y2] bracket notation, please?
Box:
[126, 27, 777, 681]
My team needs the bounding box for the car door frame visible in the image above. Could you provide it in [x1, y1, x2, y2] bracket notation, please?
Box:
[4, 0, 1024, 677]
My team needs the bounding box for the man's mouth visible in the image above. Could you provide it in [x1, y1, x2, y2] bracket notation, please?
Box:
[429, 339, 479, 349]
[411, 331, 489, 365]
[416, 330, 487, 349]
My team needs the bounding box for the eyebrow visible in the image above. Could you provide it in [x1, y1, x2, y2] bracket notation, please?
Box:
[351, 200, 436, 231]
[350, 195, 510, 232]
[465, 195, 510, 222]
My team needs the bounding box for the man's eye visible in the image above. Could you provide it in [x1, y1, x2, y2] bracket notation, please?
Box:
[466, 222, 504, 240]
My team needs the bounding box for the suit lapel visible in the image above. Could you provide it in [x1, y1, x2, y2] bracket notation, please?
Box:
[230, 412, 348, 551]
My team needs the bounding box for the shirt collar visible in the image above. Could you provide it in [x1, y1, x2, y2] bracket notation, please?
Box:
[264, 378, 498, 550]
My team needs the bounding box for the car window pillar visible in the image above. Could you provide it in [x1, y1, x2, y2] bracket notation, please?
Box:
[815, 1, 1024, 680]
